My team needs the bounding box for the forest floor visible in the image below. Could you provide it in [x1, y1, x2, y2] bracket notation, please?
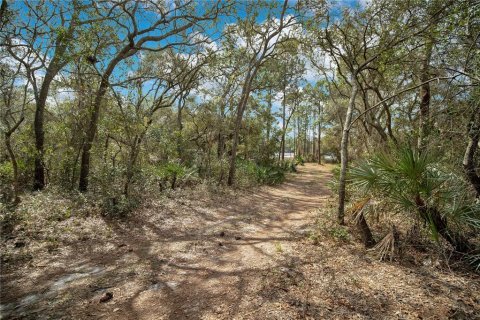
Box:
[1, 164, 480, 319]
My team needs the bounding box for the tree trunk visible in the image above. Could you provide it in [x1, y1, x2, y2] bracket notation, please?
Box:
[78, 46, 132, 192]
[312, 111, 316, 160]
[78, 76, 110, 192]
[318, 103, 322, 164]
[293, 119, 296, 159]
[372, 87, 398, 145]
[227, 99, 245, 186]
[177, 96, 184, 160]
[311, 119, 314, 156]
[415, 195, 471, 253]
[281, 83, 286, 161]
[70, 142, 82, 189]
[33, 71, 56, 190]
[31, 6, 79, 190]
[417, 39, 433, 153]
[0, 0, 8, 25]
[218, 84, 233, 183]
[217, 132, 225, 158]
[463, 105, 480, 197]
[78, 61, 125, 191]
[296, 118, 300, 156]
[266, 88, 272, 143]
[124, 138, 140, 197]
[338, 77, 358, 225]
[227, 68, 257, 186]
[78, 75, 110, 192]
[303, 117, 308, 157]
[217, 101, 226, 162]
[218, 126, 226, 184]
[5, 132, 20, 203]
[356, 212, 376, 248]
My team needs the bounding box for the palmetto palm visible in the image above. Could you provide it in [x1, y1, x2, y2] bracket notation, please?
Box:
[350, 146, 479, 253]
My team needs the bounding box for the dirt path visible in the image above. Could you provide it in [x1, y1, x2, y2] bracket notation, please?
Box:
[107, 163, 333, 319]
[1, 164, 334, 319]
[3, 163, 480, 319]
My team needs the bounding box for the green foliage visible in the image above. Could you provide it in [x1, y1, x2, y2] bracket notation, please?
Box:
[309, 205, 352, 244]
[351, 147, 452, 210]
[278, 160, 297, 173]
[156, 162, 186, 179]
[330, 226, 350, 242]
[327, 165, 348, 195]
[47, 207, 73, 222]
[294, 155, 305, 166]
[154, 162, 200, 190]
[0, 205, 21, 239]
[274, 241, 284, 253]
[255, 165, 285, 185]
[0, 161, 14, 179]
[236, 160, 295, 186]
[101, 195, 139, 218]
[350, 146, 480, 245]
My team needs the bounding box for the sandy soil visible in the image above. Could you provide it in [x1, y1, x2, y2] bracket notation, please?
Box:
[1, 163, 479, 319]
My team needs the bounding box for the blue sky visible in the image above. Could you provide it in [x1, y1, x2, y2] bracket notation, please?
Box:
[8, 0, 363, 113]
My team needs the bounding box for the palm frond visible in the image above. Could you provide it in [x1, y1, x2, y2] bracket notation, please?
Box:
[349, 161, 380, 191]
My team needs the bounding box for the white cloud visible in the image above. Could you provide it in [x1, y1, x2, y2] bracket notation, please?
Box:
[333, 0, 370, 8]
[303, 57, 319, 82]
[274, 91, 284, 101]
[55, 89, 75, 102]
[189, 32, 218, 52]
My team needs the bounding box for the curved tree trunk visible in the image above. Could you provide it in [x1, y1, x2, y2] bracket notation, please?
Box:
[338, 77, 358, 225]
[78, 76, 111, 192]
[463, 105, 480, 197]
[33, 72, 56, 190]
[78, 50, 129, 192]
[227, 69, 257, 186]
[31, 7, 79, 190]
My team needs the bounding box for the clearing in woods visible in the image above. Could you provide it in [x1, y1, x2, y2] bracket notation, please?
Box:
[1, 164, 479, 319]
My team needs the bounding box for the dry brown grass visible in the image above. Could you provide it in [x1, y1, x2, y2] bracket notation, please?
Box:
[1, 164, 479, 319]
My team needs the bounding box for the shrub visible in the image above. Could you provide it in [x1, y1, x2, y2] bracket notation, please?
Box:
[0, 161, 14, 180]
[255, 166, 285, 185]
[327, 165, 352, 199]
[350, 146, 479, 254]
[154, 162, 200, 190]
[330, 226, 350, 241]
[295, 155, 305, 166]
[101, 194, 139, 217]
[236, 160, 292, 186]
[278, 160, 297, 173]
